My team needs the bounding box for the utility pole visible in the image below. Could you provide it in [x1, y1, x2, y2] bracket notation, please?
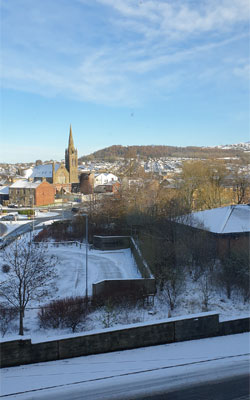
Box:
[81, 213, 89, 299]
[85, 214, 88, 299]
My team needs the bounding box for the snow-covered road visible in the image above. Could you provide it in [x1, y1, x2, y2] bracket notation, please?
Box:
[1, 333, 249, 399]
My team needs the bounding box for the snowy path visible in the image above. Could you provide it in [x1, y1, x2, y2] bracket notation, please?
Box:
[1, 333, 249, 399]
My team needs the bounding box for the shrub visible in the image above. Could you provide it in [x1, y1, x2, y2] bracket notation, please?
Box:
[2, 264, 10, 273]
[38, 297, 87, 332]
[18, 209, 35, 216]
[101, 300, 117, 328]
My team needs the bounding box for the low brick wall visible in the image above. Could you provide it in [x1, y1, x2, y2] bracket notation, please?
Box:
[0, 312, 223, 368]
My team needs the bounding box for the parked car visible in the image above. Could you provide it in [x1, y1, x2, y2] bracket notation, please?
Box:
[8, 204, 19, 208]
[1, 215, 15, 221]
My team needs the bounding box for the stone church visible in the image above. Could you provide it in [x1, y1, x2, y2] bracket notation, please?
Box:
[28, 126, 79, 191]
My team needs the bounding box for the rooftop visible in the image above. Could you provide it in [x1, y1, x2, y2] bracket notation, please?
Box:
[30, 163, 61, 178]
[189, 205, 250, 234]
[10, 180, 42, 189]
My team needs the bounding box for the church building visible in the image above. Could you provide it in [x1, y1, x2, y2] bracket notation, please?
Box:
[25, 126, 79, 192]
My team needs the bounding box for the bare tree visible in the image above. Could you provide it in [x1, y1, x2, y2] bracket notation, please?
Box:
[199, 271, 213, 311]
[0, 238, 57, 335]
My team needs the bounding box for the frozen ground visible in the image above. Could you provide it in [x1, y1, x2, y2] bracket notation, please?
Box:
[1, 333, 249, 399]
[0, 242, 249, 341]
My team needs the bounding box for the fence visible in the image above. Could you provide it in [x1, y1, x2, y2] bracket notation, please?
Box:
[34, 240, 89, 249]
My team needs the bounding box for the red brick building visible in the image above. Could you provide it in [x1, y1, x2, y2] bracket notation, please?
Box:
[35, 181, 55, 206]
[9, 179, 54, 206]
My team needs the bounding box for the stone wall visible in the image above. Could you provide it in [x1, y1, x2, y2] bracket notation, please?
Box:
[3, 312, 249, 369]
[219, 317, 249, 336]
[91, 236, 155, 301]
[92, 278, 156, 300]
[93, 235, 131, 250]
[130, 237, 153, 278]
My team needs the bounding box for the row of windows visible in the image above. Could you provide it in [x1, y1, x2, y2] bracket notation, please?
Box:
[10, 188, 35, 195]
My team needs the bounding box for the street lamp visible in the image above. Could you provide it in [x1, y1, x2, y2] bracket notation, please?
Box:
[29, 195, 35, 239]
[81, 213, 89, 299]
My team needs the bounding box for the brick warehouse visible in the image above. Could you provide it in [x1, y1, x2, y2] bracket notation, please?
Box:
[9, 179, 54, 207]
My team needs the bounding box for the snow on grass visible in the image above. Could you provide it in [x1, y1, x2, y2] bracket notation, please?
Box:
[0, 242, 249, 341]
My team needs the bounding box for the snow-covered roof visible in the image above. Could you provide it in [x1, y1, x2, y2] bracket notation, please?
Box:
[189, 205, 250, 234]
[30, 163, 60, 178]
[22, 168, 33, 178]
[10, 180, 42, 189]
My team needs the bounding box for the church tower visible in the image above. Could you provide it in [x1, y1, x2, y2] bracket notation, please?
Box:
[65, 125, 78, 183]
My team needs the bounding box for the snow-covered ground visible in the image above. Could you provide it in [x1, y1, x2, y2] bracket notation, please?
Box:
[0, 244, 142, 340]
[0, 241, 249, 341]
[47, 244, 140, 298]
[1, 333, 249, 399]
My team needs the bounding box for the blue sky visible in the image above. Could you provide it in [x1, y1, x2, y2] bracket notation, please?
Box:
[1, 0, 249, 163]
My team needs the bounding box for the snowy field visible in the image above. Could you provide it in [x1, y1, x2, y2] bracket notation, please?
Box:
[1, 332, 249, 399]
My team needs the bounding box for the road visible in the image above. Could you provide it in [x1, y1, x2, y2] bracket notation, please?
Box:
[1, 357, 248, 400]
[0, 210, 73, 247]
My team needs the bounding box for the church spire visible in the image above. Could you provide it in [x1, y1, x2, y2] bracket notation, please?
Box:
[68, 124, 74, 149]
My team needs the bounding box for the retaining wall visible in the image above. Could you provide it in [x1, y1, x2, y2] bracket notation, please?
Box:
[92, 278, 156, 299]
[93, 235, 130, 250]
[130, 237, 153, 278]
[91, 236, 155, 300]
[1, 313, 249, 369]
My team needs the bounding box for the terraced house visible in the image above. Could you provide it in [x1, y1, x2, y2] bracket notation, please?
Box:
[9, 179, 54, 206]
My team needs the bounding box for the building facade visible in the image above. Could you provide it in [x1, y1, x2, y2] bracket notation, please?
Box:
[9, 179, 55, 206]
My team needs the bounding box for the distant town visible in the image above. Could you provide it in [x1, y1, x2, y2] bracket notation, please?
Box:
[0, 127, 249, 352]
[0, 126, 249, 209]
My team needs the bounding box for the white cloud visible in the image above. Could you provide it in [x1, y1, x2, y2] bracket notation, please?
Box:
[1, 0, 249, 106]
[97, 0, 250, 37]
[233, 64, 250, 79]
